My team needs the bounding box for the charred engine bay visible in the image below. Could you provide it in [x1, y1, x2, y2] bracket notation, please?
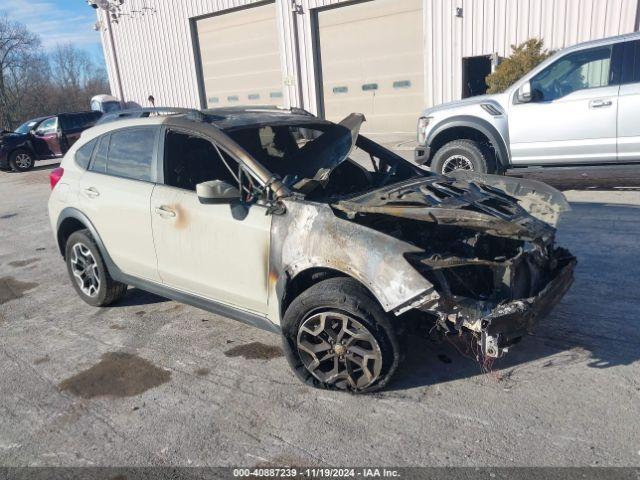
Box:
[331, 176, 577, 350]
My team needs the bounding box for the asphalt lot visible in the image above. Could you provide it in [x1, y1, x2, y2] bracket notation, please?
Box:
[1, 161, 639, 467]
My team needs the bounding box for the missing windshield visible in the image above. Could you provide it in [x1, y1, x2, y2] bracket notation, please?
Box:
[226, 116, 428, 198]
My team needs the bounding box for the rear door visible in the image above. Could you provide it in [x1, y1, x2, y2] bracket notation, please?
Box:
[508, 45, 619, 165]
[616, 39, 640, 162]
[79, 126, 161, 282]
[60, 114, 86, 152]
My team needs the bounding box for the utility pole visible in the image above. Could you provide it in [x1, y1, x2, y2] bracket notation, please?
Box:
[89, 0, 126, 106]
[103, 10, 125, 106]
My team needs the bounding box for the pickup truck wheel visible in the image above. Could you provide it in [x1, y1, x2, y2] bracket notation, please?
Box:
[432, 139, 496, 175]
[281, 277, 400, 393]
[65, 229, 127, 307]
[9, 149, 35, 172]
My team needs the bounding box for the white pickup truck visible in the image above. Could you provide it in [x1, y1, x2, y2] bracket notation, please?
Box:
[415, 32, 640, 175]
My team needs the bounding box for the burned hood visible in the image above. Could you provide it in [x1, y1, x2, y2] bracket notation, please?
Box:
[332, 175, 570, 243]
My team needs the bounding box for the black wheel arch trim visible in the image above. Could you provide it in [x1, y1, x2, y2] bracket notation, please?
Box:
[8, 143, 36, 160]
[426, 115, 510, 169]
[56, 207, 280, 334]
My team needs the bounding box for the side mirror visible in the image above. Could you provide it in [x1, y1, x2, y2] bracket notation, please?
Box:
[196, 180, 240, 204]
[516, 81, 532, 103]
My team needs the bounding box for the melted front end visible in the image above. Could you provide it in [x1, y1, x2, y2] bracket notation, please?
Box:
[333, 175, 577, 358]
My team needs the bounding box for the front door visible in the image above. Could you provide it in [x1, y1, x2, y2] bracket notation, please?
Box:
[151, 129, 271, 315]
[32, 117, 62, 158]
[616, 39, 640, 162]
[509, 45, 618, 165]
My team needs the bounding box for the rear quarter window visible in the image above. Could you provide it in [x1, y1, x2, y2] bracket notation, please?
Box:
[75, 139, 97, 169]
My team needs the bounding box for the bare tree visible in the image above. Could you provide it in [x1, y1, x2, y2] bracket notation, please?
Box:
[0, 14, 41, 129]
[50, 43, 110, 113]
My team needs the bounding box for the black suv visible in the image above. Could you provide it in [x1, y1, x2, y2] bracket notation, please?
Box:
[0, 111, 101, 172]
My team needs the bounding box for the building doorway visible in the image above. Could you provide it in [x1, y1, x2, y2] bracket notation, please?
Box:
[462, 55, 493, 98]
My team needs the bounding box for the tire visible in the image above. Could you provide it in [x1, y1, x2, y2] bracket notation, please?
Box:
[281, 277, 401, 393]
[431, 139, 497, 175]
[9, 149, 35, 172]
[65, 229, 127, 307]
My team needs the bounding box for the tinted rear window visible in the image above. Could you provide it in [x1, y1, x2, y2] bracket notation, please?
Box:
[75, 139, 97, 169]
[90, 135, 109, 173]
[106, 128, 156, 181]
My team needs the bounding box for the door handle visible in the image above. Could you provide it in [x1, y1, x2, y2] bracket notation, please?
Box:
[83, 187, 100, 198]
[154, 206, 176, 218]
[589, 99, 612, 108]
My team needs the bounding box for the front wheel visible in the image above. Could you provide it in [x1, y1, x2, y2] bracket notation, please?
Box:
[281, 277, 401, 393]
[431, 139, 497, 175]
[9, 149, 35, 172]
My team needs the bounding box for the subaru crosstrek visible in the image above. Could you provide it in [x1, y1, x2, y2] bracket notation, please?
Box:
[48, 107, 576, 392]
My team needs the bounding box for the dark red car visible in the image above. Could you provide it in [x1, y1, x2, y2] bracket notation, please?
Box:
[0, 111, 101, 172]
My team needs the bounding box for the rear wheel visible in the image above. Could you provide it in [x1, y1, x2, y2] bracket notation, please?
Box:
[281, 277, 400, 393]
[9, 149, 34, 172]
[432, 139, 496, 175]
[65, 229, 127, 307]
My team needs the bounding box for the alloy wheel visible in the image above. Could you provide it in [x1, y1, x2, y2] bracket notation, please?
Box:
[442, 154, 474, 173]
[70, 243, 101, 297]
[296, 311, 383, 391]
[15, 153, 33, 170]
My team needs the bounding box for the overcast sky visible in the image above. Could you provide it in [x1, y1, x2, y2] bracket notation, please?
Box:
[1, 0, 105, 66]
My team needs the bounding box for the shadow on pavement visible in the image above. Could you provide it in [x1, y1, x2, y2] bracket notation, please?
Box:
[114, 288, 169, 307]
[391, 201, 640, 391]
[506, 164, 640, 191]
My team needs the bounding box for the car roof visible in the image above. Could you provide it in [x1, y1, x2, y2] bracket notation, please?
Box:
[204, 106, 329, 130]
[95, 105, 330, 131]
[562, 31, 640, 54]
[24, 116, 50, 124]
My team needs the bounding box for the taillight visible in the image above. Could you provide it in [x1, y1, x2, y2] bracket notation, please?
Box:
[50, 167, 64, 190]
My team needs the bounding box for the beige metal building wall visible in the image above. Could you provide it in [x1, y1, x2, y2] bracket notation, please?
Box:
[316, 0, 424, 134]
[425, 0, 640, 106]
[99, 0, 288, 110]
[100, 0, 640, 125]
[98, 0, 374, 114]
[195, 3, 282, 107]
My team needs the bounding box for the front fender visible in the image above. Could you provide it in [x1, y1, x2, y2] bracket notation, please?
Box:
[427, 115, 510, 169]
[269, 199, 438, 315]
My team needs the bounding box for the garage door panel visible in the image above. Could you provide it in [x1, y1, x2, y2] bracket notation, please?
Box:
[196, 3, 282, 108]
[318, 0, 424, 134]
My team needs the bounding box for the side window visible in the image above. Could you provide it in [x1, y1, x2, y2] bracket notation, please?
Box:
[530, 46, 612, 102]
[75, 139, 97, 169]
[106, 128, 157, 181]
[163, 130, 239, 191]
[90, 134, 109, 173]
[619, 40, 640, 84]
[37, 117, 58, 135]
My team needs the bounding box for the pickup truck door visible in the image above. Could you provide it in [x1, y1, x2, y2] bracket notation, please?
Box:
[32, 117, 63, 158]
[508, 45, 618, 165]
[616, 39, 640, 162]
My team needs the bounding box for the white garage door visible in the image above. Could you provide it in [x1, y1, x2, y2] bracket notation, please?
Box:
[317, 0, 424, 135]
[196, 3, 283, 108]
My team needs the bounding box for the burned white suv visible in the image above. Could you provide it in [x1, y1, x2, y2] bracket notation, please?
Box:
[49, 107, 576, 393]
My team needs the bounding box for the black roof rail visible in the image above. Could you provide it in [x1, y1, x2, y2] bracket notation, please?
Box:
[95, 107, 206, 126]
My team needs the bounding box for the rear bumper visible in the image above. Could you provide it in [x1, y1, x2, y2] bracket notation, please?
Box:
[479, 250, 576, 356]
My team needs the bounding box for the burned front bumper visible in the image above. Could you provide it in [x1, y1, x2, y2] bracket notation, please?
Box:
[415, 248, 577, 358]
[477, 252, 576, 356]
